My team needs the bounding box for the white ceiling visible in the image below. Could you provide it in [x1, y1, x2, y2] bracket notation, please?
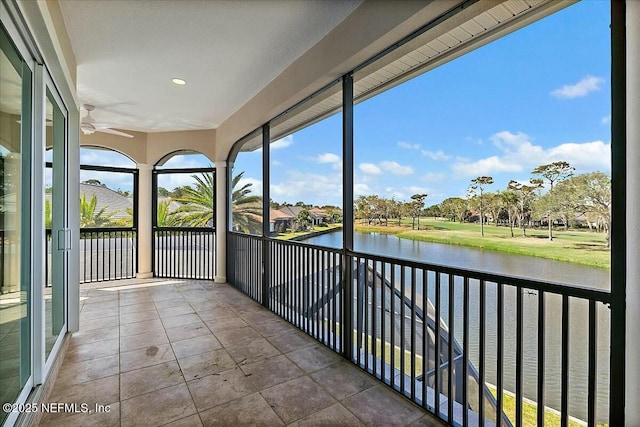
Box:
[59, 0, 362, 133]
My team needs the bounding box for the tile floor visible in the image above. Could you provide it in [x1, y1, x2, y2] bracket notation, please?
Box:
[38, 278, 446, 427]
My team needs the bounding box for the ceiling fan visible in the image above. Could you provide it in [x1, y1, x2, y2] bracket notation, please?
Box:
[81, 104, 134, 138]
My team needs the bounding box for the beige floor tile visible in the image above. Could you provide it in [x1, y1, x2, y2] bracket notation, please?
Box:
[80, 305, 119, 320]
[120, 329, 169, 353]
[67, 326, 119, 348]
[177, 349, 237, 381]
[163, 414, 203, 427]
[343, 385, 426, 427]
[153, 297, 187, 308]
[119, 295, 154, 307]
[119, 302, 157, 315]
[120, 360, 184, 399]
[240, 310, 281, 326]
[199, 392, 284, 427]
[267, 330, 316, 354]
[187, 368, 256, 412]
[119, 318, 164, 337]
[160, 313, 202, 328]
[156, 304, 195, 318]
[253, 319, 297, 337]
[196, 307, 236, 322]
[310, 360, 378, 400]
[55, 355, 119, 387]
[240, 354, 303, 390]
[287, 345, 341, 373]
[119, 310, 159, 325]
[204, 316, 248, 332]
[44, 280, 433, 427]
[410, 414, 449, 426]
[80, 315, 119, 332]
[46, 375, 119, 422]
[260, 376, 336, 424]
[213, 326, 261, 347]
[226, 337, 280, 364]
[171, 334, 222, 359]
[120, 343, 176, 372]
[64, 338, 120, 364]
[121, 383, 197, 426]
[165, 321, 211, 342]
[39, 402, 120, 427]
[291, 403, 364, 427]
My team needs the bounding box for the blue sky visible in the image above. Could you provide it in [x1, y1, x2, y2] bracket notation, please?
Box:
[80, 1, 611, 208]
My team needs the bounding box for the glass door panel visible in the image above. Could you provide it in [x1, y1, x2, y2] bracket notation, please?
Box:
[45, 88, 66, 361]
[0, 23, 31, 423]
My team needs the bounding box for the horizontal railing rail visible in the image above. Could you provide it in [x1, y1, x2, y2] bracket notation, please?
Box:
[228, 231, 610, 427]
[349, 249, 611, 304]
[153, 227, 216, 279]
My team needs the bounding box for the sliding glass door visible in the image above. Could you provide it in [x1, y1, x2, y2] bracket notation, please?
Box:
[45, 87, 67, 362]
[0, 23, 32, 426]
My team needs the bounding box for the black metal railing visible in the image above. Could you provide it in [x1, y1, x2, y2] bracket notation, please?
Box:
[77, 228, 137, 283]
[228, 232, 610, 427]
[269, 238, 343, 353]
[228, 232, 262, 302]
[153, 227, 216, 279]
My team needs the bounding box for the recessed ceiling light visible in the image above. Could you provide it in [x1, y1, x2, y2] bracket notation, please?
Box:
[172, 78, 186, 85]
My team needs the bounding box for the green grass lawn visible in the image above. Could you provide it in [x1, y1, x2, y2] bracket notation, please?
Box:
[355, 219, 610, 269]
[333, 322, 599, 426]
[274, 223, 342, 240]
[487, 385, 606, 427]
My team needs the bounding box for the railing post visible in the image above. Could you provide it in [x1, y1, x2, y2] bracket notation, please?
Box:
[262, 123, 271, 308]
[611, 0, 627, 424]
[342, 72, 354, 359]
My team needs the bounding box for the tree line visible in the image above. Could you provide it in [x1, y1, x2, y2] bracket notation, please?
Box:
[355, 161, 611, 247]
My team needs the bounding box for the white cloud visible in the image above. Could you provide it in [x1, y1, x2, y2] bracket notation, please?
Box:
[452, 156, 522, 177]
[397, 142, 420, 150]
[420, 172, 446, 183]
[397, 141, 451, 160]
[237, 177, 262, 196]
[354, 183, 372, 196]
[315, 153, 341, 164]
[359, 163, 382, 175]
[78, 169, 134, 191]
[601, 114, 611, 124]
[451, 130, 610, 178]
[313, 152, 342, 171]
[546, 140, 610, 170]
[405, 185, 430, 195]
[79, 147, 135, 167]
[551, 75, 604, 99]
[270, 171, 341, 205]
[270, 135, 293, 149]
[421, 149, 450, 160]
[161, 154, 211, 168]
[380, 161, 414, 176]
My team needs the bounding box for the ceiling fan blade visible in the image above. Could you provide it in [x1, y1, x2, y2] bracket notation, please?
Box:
[96, 128, 134, 138]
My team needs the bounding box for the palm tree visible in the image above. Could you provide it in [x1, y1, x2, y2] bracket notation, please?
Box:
[157, 200, 180, 227]
[175, 173, 215, 226]
[79, 193, 115, 228]
[231, 172, 262, 234]
[172, 170, 262, 233]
